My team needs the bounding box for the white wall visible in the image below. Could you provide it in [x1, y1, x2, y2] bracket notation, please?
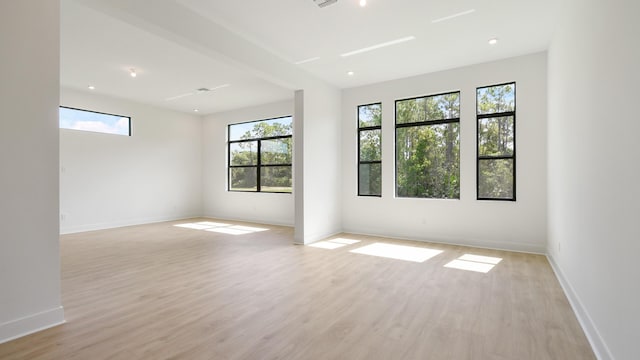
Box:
[295, 84, 343, 243]
[0, 0, 64, 344]
[60, 88, 203, 234]
[294, 91, 305, 239]
[341, 53, 547, 253]
[547, 0, 640, 358]
[203, 100, 295, 226]
[202, 83, 344, 243]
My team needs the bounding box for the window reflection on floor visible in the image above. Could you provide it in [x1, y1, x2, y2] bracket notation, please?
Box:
[444, 254, 503, 273]
[174, 222, 268, 235]
[350, 243, 443, 263]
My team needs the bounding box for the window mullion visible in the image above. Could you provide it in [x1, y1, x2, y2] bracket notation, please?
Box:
[257, 140, 261, 192]
[228, 117, 293, 193]
[357, 103, 382, 197]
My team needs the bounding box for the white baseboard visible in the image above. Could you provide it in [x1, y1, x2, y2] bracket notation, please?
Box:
[296, 230, 343, 245]
[341, 228, 546, 254]
[60, 214, 203, 234]
[0, 306, 65, 345]
[546, 255, 613, 360]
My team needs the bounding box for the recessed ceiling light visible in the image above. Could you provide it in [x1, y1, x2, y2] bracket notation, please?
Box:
[193, 109, 199, 112]
[87, 85, 95, 90]
[341, 36, 416, 57]
[359, 0, 367, 7]
[129, 68, 137, 78]
[347, 71, 355, 76]
[431, 9, 475, 24]
[488, 38, 498, 45]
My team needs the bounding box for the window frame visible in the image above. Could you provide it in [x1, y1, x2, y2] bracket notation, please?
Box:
[59, 106, 131, 136]
[357, 102, 382, 197]
[476, 82, 516, 201]
[227, 116, 292, 194]
[394, 90, 461, 199]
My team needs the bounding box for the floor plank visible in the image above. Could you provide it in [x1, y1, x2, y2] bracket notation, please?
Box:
[0, 219, 595, 359]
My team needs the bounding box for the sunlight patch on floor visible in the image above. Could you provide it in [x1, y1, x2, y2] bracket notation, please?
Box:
[174, 221, 268, 235]
[175, 221, 231, 230]
[349, 243, 443, 263]
[308, 241, 345, 250]
[309, 238, 362, 250]
[444, 254, 503, 273]
[206, 225, 269, 235]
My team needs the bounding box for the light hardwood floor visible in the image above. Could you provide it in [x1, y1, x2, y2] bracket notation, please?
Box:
[0, 219, 595, 359]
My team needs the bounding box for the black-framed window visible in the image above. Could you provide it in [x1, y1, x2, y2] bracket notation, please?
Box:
[395, 92, 460, 199]
[358, 103, 382, 196]
[228, 116, 292, 193]
[476, 82, 516, 201]
[59, 106, 131, 136]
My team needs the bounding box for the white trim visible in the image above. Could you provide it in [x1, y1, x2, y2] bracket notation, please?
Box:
[341, 228, 546, 254]
[60, 214, 202, 234]
[546, 255, 613, 360]
[0, 307, 65, 345]
[296, 230, 342, 246]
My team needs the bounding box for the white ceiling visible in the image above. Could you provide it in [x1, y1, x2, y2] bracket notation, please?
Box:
[60, 1, 293, 114]
[61, 0, 558, 115]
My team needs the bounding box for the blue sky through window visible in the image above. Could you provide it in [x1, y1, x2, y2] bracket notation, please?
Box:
[59, 107, 130, 136]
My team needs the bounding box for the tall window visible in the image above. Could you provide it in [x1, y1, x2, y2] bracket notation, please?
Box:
[228, 116, 292, 193]
[395, 92, 460, 199]
[59, 106, 131, 136]
[476, 82, 516, 200]
[358, 103, 382, 196]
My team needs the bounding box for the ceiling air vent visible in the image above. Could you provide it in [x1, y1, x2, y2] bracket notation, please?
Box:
[313, 0, 338, 8]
